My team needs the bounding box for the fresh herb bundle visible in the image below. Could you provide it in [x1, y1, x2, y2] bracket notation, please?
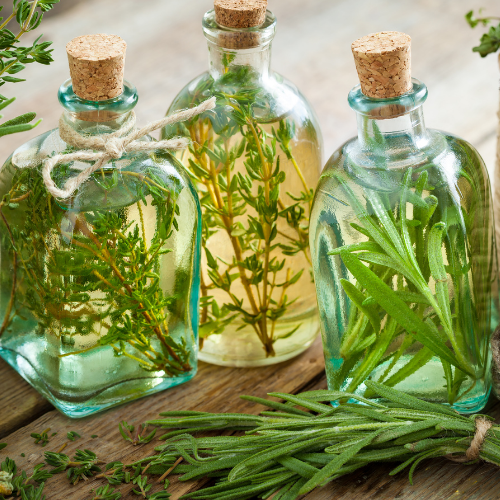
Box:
[0, 0, 59, 137]
[163, 56, 318, 357]
[138, 381, 500, 499]
[3, 383, 500, 499]
[316, 116, 494, 406]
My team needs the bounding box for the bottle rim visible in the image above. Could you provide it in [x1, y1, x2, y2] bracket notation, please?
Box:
[202, 8, 277, 48]
[348, 78, 428, 118]
[58, 78, 138, 115]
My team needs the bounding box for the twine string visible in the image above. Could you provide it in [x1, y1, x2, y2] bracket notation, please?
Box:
[42, 96, 216, 199]
[446, 416, 493, 463]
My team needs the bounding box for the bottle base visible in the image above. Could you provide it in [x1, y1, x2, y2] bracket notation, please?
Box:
[198, 310, 320, 367]
[1, 344, 197, 418]
[328, 355, 491, 414]
[198, 336, 316, 367]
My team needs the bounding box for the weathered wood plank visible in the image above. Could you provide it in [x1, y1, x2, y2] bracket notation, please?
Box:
[2, 0, 500, 498]
[0, 359, 53, 439]
[0, 337, 326, 499]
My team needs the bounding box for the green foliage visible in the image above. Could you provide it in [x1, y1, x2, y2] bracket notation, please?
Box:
[67, 431, 81, 442]
[163, 54, 313, 356]
[119, 421, 156, 445]
[0, 0, 59, 136]
[465, 9, 500, 57]
[30, 428, 51, 447]
[0, 456, 52, 499]
[0, 157, 192, 375]
[90, 484, 122, 500]
[44, 449, 102, 484]
[139, 382, 500, 499]
[323, 145, 490, 404]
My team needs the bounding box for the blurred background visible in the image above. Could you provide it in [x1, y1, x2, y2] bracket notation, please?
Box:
[0, 0, 498, 183]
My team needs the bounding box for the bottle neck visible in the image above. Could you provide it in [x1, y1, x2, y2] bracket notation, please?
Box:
[58, 79, 138, 136]
[207, 42, 272, 85]
[202, 8, 276, 88]
[349, 79, 430, 158]
[357, 105, 429, 151]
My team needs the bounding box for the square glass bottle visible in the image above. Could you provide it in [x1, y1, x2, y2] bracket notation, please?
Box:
[309, 32, 499, 413]
[0, 34, 201, 417]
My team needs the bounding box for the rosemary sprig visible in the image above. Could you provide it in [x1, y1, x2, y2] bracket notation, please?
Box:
[4, 382, 500, 500]
[140, 382, 500, 499]
[322, 159, 491, 406]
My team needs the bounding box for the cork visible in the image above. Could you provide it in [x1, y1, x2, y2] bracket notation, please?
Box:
[214, 0, 267, 28]
[351, 31, 411, 99]
[66, 34, 126, 101]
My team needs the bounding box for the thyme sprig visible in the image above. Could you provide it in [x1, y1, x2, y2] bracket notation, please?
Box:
[163, 59, 314, 356]
[90, 484, 121, 500]
[0, 156, 193, 375]
[44, 449, 103, 485]
[30, 428, 50, 447]
[0, 0, 59, 137]
[119, 422, 156, 446]
[66, 432, 81, 442]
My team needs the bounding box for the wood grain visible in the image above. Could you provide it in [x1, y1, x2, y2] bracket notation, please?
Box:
[2, 0, 500, 498]
[0, 360, 52, 439]
[0, 337, 326, 499]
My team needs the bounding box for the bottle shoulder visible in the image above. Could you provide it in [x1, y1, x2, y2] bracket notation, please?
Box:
[167, 70, 321, 130]
[321, 128, 487, 180]
[1, 127, 199, 212]
[313, 128, 490, 220]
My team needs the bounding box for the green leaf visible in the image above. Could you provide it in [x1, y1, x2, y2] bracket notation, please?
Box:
[366, 380, 461, 417]
[298, 430, 380, 494]
[427, 222, 452, 331]
[0, 119, 41, 137]
[339, 249, 467, 373]
[1, 76, 26, 83]
[340, 278, 380, 332]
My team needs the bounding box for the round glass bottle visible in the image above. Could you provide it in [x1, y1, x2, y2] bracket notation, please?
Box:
[163, 6, 323, 367]
[310, 71, 499, 413]
[0, 37, 200, 417]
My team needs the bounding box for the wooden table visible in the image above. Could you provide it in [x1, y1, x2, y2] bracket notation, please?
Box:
[2, 0, 500, 498]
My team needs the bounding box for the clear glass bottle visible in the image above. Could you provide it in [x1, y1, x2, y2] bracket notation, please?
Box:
[0, 41, 200, 417]
[310, 73, 499, 413]
[163, 6, 322, 367]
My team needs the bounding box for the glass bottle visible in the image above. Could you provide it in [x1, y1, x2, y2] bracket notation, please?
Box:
[163, 3, 323, 367]
[310, 32, 499, 413]
[0, 35, 200, 417]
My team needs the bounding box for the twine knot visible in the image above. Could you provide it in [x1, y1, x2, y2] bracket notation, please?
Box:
[41, 96, 216, 199]
[104, 136, 126, 159]
[446, 416, 493, 463]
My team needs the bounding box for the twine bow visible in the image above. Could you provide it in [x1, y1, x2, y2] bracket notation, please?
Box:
[42, 96, 216, 199]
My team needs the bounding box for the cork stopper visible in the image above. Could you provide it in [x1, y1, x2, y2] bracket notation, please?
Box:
[66, 34, 126, 101]
[351, 31, 411, 99]
[214, 0, 267, 28]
